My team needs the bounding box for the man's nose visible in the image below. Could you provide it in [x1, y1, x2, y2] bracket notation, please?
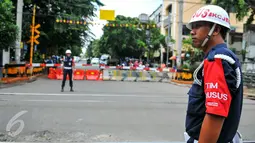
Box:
[190, 29, 195, 35]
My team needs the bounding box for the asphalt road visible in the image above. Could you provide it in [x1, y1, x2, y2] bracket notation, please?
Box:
[0, 78, 254, 142]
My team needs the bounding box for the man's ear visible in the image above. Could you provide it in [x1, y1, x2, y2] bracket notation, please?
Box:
[212, 25, 221, 36]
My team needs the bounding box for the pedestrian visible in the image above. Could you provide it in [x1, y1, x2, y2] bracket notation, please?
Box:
[61, 49, 74, 92]
[184, 5, 243, 143]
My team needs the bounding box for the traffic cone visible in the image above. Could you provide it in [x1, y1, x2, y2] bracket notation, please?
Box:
[98, 71, 103, 81]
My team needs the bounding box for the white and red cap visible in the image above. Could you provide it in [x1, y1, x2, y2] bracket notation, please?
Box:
[186, 5, 231, 30]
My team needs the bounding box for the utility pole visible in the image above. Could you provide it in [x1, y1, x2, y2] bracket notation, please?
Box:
[146, 29, 150, 63]
[166, 12, 171, 67]
[160, 45, 163, 65]
[176, 0, 183, 68]
[15, 0, 24, 63]
[30, 4, 36, 65]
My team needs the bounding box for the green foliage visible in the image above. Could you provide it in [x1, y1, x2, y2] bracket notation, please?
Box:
[86, 43, 93, 58]
[33, 51, 44, 62]
[11, 0, 103, 58]
[85, 39, 101, 58]
[182, 35, 204, 65]
[86, 15, 167, 59]
[229, 47, 237, 54]
[204, 0, 252, 24]
[0, 0, 18, 50]
[181, 63, 190, 69]
[70, 45, 82, 56]
[182, 35, 194, 52]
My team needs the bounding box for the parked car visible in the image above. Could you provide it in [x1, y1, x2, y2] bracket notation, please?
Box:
[91, 58, 99, 65]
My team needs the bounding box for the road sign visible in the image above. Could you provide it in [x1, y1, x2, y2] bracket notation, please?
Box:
[27, 38, 39, 45]
[34, 24, 40, 34]
[34, 39, 39, 45]
[34, 34, 40, 40]
[27, 24, 40, 44]
[100, 9, 115, 21]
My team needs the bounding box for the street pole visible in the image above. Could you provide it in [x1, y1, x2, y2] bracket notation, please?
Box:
[160, 45, 163, 65]
[166, 12, 171, 67]
[15, 0, 24, 63]
[30, 4, 36, 65]
[146, 29, 150, 63]
[176, 0, 183, 68]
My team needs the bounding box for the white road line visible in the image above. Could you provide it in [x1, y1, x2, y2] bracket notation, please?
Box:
[21, 99, 115, 103]
[0, 92, 185, 98]
[0, 142, 187, 143]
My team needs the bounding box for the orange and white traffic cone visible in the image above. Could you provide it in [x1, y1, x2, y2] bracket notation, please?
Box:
[98, 71, 103, 81]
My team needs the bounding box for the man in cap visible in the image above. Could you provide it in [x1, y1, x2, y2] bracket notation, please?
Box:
[61, 49, 74, 92]
[184, 5, 243, 143]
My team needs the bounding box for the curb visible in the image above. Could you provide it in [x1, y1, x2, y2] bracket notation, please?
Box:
[0, 74, 42, 88]
[244, 93, 255, 100]
[1, 77, 29, 84]
[169, 80, 192, 88]
[244, 93, 255, 96]
[171, 79, 193, 85]
[170, 80, 193, 88]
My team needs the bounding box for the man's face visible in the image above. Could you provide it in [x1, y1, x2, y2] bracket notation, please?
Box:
[190, 21, 211, 48]
[66, 53, 71, 57]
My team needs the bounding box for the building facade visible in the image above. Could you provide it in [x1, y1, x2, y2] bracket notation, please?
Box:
[149, 4, 163, 28]
[150, 0, 255, 64]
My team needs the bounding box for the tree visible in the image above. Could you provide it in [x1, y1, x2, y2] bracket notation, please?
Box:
[12, 0, 103, 59]
[204, 0, 252, 24]
[86, 39, 101, 58]
[91, 39, 101, 57]
[0, 0, 18, 50]
[182, 35, 204, 69]
[86, 42, 93, 58]
[94, 15, 166, 59]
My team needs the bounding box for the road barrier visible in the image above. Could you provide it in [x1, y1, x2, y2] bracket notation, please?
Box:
[102, 69, 173, 82]
[55, 68, 66, 80]
[73, 69, 85, 80]
[48, 68, 57, 79]
[1, 64, 44, 78]
[85, 69, 103, 81]
[43, 64, 194, 83]
[0, 63, 194, 84]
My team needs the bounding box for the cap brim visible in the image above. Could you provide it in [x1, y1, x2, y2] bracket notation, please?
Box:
[186, 23, 192, 30]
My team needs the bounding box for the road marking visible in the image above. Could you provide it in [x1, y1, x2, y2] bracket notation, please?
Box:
[21, 99, 115, 103]
[0, 142, 254, 143]
[0, 142, 186, 143]
[0, 92, 186, 98]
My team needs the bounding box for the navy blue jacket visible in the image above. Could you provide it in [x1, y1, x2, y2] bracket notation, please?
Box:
[185, 43, 243, 143]
[63, 56, 73, 69]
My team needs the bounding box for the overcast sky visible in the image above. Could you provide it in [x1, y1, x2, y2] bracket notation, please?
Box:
[82, 0, 162, 54]
[90, 0, 162, 39]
